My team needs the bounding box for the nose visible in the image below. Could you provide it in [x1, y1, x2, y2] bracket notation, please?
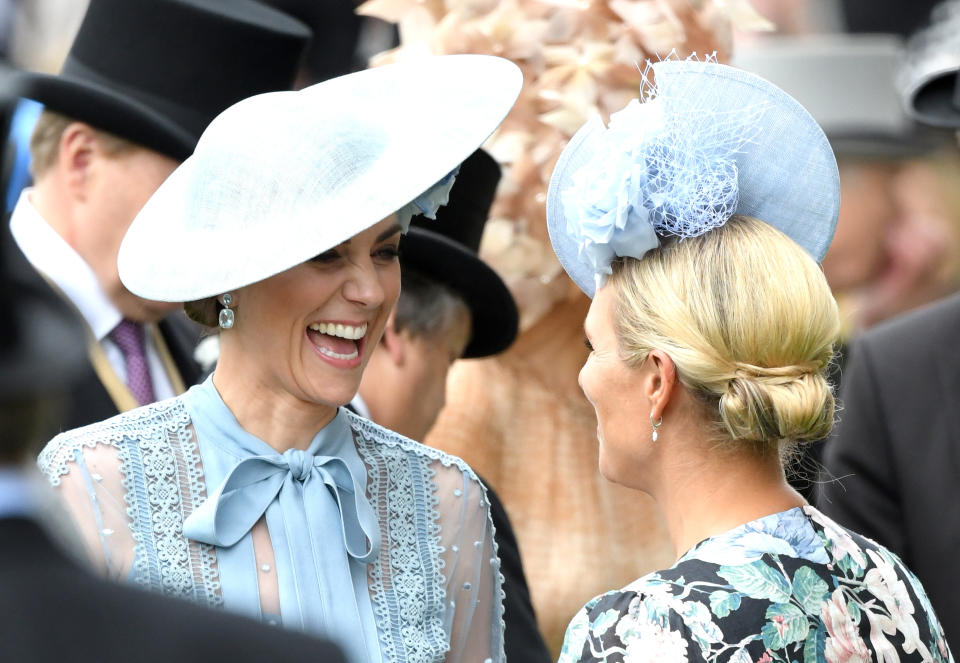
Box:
[342, 258, 386, 309]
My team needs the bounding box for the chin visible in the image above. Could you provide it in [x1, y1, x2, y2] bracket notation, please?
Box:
[297, 377, 360, 410]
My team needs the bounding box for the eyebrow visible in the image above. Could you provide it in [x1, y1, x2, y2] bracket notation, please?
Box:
[339, 223, 404, 247]
[377, 224, 403, 242]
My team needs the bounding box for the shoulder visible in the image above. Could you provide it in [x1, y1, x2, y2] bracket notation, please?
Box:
[559, 575, 697, 663]
[38, 395, 189, 485]
[841, 294, 960, 407]
[345, 408, 483, 486]
[856, 292, 960, 360]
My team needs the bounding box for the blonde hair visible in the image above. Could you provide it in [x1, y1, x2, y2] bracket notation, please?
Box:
[29, 110, 136, 179]
[610, 215, 840, 452]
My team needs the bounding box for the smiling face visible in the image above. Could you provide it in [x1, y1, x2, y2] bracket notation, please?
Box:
[580, 283, 655, 488]
[218, 216, 402, 409]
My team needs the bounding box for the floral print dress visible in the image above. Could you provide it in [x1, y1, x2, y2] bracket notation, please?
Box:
[559, 506, 952, 663]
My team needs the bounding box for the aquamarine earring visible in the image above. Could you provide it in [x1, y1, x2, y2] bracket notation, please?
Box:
[218, 293, 235, 330]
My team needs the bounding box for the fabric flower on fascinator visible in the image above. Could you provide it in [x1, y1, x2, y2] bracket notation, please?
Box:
[397, 166, 460, 230]
[559, 60, 761, 289]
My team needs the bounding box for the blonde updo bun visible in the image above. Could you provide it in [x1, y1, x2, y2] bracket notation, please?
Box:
[610, 216, 840, 449]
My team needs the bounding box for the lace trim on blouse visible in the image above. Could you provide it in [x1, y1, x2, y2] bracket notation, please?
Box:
[38, 399, 506, 663]
[38, 399, 222, 605]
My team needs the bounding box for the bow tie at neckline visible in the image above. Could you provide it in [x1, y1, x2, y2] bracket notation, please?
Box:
[183, 443, 381, 564]
[285, 448, 314, 481]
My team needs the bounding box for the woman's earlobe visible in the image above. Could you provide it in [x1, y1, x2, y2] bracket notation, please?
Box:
[646, 349, 678, 420]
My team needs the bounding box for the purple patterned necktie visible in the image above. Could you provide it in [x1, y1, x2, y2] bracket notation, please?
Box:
[109, 319, 156, 406]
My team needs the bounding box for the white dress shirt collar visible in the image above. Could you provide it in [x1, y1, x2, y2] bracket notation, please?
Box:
[349, 393, 372, 419]
[9, 189, 122, 341]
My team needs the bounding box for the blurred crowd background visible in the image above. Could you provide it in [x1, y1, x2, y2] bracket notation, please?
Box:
[3, 0, 960, 657]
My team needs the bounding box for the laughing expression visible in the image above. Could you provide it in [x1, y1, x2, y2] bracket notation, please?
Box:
[221, 216, 402, 408]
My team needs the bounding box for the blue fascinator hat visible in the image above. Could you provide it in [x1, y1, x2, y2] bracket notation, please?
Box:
[546, 59, 841, 298]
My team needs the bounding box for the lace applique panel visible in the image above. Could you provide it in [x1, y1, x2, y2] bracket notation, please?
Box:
[38, 398, 222, 605]
[349, 410, 506, 663]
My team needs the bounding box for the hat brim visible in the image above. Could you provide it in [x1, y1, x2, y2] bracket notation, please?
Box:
[905, 68, 960, 129]
[118, 55, 523, 302]
[547, 61, 840, 299]
[901, 19, 960, 129]
[401, 227, 518, 358]
[13, 70, 197, 161]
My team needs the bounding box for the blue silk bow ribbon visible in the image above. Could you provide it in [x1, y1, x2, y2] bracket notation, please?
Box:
[184, 447, 380, 564]
[180, 380, 384, 663]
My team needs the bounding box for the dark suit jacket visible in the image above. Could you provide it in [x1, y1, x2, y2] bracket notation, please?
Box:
[0, 516, 346, 663]
[10, 236, 203, 433]
[486, 483, 552, 663]
[61, 311, 203, 431]
[817, 292, 960, 645]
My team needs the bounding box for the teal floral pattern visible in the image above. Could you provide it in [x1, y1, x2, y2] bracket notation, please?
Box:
[559, 507, 952, 663]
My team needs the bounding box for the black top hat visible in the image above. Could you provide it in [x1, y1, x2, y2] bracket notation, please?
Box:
[12, 0, 312, 161]
[0, 222, 86, 401]
[402, 149, 519, 359]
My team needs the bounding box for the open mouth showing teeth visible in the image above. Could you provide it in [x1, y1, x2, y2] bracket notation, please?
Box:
[306, 322, 367, 362]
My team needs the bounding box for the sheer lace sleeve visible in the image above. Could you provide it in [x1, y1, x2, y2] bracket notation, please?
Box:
[433, 461, 505, 663]
[37, 428, 137, 581]
[36, 399, 220, 606]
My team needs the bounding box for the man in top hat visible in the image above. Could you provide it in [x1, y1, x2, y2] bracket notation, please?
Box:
[817, 10, 960, 644]
[0, 219, 346, 663]
[352, 149, 552, 663]
[6, 0, 310, 431]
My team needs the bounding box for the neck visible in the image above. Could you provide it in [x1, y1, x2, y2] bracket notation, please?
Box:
[212, 360, 337, 452]
[651, 441, 805, 559]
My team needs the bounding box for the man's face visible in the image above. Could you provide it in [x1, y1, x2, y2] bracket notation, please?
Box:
[74, 144, 180, 322]
[821, 159, 899, 293]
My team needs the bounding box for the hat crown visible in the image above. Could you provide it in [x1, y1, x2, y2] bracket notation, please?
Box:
[66, 0, 309, 106]
[20, 0, 312, 159]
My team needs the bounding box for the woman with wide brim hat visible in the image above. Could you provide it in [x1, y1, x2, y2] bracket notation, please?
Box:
[38, 54, 522, 663]
[546, 59, 952, 662]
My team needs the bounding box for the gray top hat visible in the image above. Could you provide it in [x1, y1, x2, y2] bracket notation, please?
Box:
[900, 2, 960, 129]
[734, 34, 948, 157]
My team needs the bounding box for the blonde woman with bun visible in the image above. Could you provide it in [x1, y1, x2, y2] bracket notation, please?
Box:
[548, 60, 952, 663]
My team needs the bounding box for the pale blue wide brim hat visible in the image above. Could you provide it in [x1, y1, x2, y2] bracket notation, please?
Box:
[547, 59, 841, 298]
[119, 54, 522, 302]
